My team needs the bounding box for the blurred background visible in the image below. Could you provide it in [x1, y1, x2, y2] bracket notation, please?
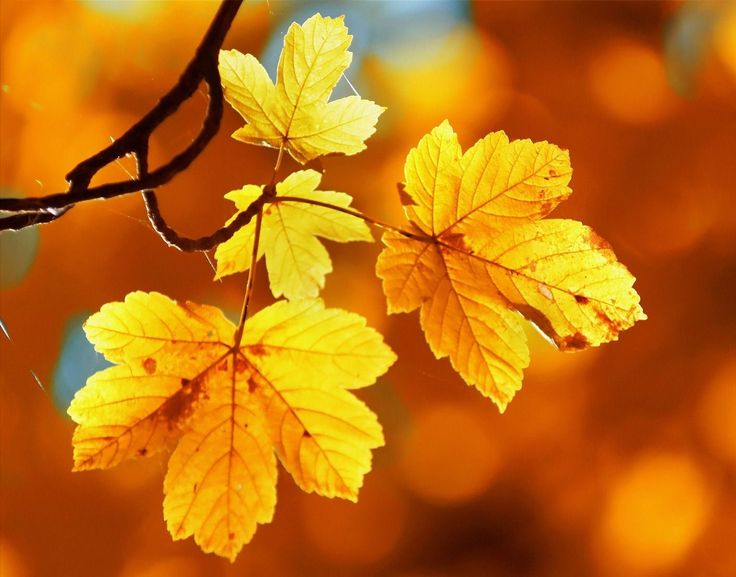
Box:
[1, 1, 735, 576]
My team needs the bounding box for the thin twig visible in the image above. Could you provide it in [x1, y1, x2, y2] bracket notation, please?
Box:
[140, 140, 285, 253]
[233, 209, 264, 348]
[142, 190, 268, 252]
[0, 208, 70, 230]
[0, 0, 242, 231]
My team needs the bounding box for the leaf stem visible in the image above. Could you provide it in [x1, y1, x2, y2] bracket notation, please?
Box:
[233, 208, 264, 348]
[271, 195, 432, 242]
[269, 142, 286, 187]
[232, 141, 286, 346]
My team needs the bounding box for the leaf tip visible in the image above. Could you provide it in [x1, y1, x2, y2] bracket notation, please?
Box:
[436, 118, 454, 132]
[344, 492, 359, 504]
[217, 48, 236, 61]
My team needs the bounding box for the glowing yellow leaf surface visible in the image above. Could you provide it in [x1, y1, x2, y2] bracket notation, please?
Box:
[376, 120, 645, 411]
[164, 391, 277, 561]
[219, 14, 384, 164]
[68, 292, 233, 470]
[69, 292, 394, 561]
[214, 170, 372, 299]
[245, 299, 389, 499]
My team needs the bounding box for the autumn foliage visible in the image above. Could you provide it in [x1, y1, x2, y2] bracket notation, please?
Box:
[70, 293, 393, 560]
[54, 13, 647, 561]
[377, 121, 645, 410]
[218, 14, 383, 164]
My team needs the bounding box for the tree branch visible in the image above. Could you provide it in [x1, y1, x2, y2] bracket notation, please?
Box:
[0, 0, 242, 231]
[141, 188, 272, 252]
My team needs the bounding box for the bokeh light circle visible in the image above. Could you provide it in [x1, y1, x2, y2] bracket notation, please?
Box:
[399, 403, 500, 505]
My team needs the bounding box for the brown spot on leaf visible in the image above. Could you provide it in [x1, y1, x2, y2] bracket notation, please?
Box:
[397, 182, 416, 206]
[137, 448, 148, 457]
[248, 343, 268, 357]
[142, 358, 156, 374]
[549, 169, 558, 177]
[303, 430, 312, 438]
[159, 377, 204, 428]
[595, 307, 611, 324]
[575, 295, 589, 304]
[217, 360, 228, 372]
[193, 483, 198, 492]
[594, 307, 624, 335]
[234, 357, 248, 374]
[562, 333, 588, 350]
[588, 230, 613, 252]
[248, 379, 258, 393]
[228, 532, 235, 540]
[540, 200, 555, 216]
[440, 231, 472, 253]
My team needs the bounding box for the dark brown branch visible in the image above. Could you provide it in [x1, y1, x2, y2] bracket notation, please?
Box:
[139, 186, 433, 254]
[0, 0, 242, 231]
[0, 208, 70, 230]
[142, 188, 274, 252]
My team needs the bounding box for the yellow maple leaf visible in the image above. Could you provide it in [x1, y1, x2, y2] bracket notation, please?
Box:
[214, 169, 372, 299]
[69, 292, 395, 561]
[219, 13, 384, 164]
[376, 120, 646, 412]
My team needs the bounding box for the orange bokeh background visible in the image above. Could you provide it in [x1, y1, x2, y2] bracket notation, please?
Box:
[2, 2, 735, 576]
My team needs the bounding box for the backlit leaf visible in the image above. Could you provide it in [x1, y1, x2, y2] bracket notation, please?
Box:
[377, 120, 645, 411]
[245, 300, 389, 498]
[219, 14, 384, 163]
[68, 292, 233, 470]
[69, 292, 394, 561]
[163, 391, 277, 561]
[214, 169, 372, 300]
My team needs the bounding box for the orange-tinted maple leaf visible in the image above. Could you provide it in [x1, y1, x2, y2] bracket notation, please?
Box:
[376, 120, 646, 411]
[69, 292, 395, 561]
